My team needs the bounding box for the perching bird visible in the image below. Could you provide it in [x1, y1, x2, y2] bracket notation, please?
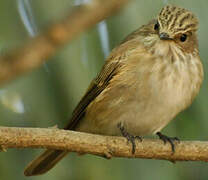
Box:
[24, 5, 203, 176]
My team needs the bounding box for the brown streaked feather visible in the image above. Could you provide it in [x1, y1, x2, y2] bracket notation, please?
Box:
[158, 5, 198, 35]
[65, 54, 122, 130]
[65, 31, 143, 130]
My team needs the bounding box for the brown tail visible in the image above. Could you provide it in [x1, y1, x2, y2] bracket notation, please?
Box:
[24, 150, 69, 176]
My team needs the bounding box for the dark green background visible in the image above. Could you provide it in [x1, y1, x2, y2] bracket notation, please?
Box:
[0, 0, 207, 179]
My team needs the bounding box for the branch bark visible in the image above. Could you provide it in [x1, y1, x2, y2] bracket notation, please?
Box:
[0, 0, 129, 86]
[0, 126, 208, 162]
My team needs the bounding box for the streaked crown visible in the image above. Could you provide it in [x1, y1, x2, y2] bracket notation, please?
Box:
[158, 5, 198, 37]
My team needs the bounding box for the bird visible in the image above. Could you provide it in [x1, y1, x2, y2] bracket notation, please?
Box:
[24, 5, 203, 176]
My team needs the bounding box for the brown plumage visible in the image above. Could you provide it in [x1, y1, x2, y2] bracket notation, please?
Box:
[24, 5, 203, 176]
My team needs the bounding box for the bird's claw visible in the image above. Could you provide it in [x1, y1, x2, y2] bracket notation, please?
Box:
[156, 132, 180, 153]
[117, 123, 142, 154]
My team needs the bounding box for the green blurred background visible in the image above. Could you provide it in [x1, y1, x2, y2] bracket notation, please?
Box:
[0, 0, 208, 179]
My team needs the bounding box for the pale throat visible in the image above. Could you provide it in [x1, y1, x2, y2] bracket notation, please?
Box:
[142, 33, 202, 91]
[142, 35, 192, 64]
[141, 35, 201, 112]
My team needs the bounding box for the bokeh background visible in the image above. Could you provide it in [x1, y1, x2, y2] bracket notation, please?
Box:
[0, 0, 208, 179]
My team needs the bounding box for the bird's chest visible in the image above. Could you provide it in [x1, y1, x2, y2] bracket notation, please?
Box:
[123, 60, 200, 135]
[150, 68, 192, 109]
[158, 60, 201, 112]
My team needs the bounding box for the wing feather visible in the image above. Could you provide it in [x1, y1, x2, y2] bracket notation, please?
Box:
[65, 57, 121, 130]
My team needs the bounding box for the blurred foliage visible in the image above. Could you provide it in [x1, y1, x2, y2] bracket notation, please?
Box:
[0, 0, 208, 179]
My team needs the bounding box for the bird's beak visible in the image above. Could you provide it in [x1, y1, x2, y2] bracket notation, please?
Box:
[159, 32, 172, 40]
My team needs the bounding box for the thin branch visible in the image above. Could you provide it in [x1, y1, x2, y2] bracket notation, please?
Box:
[0, 126, 208, 162]
[0, 0, 129, 86]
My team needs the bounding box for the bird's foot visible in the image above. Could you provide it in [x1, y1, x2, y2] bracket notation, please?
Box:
[117, 122, 142, 154]
[156, 132, 180, 153]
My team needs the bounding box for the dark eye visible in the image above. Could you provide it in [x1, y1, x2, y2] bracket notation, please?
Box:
[154, 22, 159, 30]
[180, 34, 187, 42]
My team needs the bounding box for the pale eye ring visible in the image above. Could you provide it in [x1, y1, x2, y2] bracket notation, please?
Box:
[180, 34, 187, 42]
[154, 21, 159, 30]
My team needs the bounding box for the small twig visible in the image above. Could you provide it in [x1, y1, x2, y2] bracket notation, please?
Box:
[0, 126, 208, 162]
[0, 0, 129, 86]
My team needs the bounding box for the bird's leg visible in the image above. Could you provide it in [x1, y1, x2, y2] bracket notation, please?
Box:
[156, 132, 180, 153]
[117, 122, 142, 154]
